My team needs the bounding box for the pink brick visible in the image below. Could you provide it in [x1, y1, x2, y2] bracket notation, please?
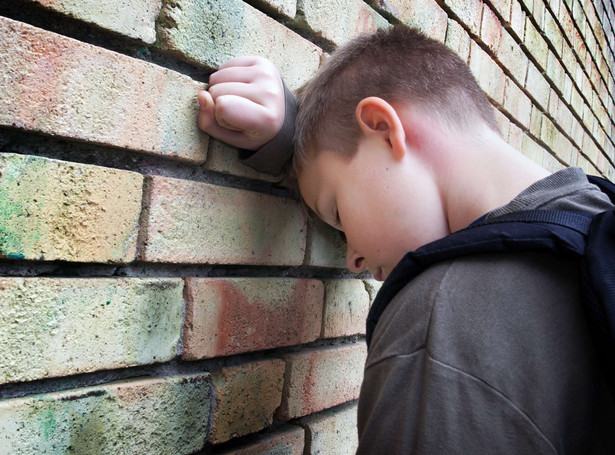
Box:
[210, 360, 286, 444]
[481, 4, 502, 52]
[277, 344, 367, 420]
[0, 17, 207, 163]
[139, 176, 306, 266]
[218, 425, 304, 455]
[322, 280, 370, 338]
[182, 278, 324, 359]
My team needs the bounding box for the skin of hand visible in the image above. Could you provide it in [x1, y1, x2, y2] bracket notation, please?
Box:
[197, 56, 285, 150]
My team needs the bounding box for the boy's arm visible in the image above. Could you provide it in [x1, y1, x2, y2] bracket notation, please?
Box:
[197, 56, 296, 175]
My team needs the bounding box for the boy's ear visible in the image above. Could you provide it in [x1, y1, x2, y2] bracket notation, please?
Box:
[355, 97, 406, 160]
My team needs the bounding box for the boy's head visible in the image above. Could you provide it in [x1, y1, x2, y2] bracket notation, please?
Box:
[293, 26, 499, 174]
[294, 26, 501, 281]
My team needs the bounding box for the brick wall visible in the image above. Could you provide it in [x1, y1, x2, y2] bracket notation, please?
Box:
[0, 0, 613, 453]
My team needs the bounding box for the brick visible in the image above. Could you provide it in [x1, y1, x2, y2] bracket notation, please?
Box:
[32, 0, 161, 43]
[525, 62, 550, 109]
[541, 150, 564, 172]
[204, 140, 282, 182]
[442, 0, 484, 36]
[0, 374, 211, 455]
[139, 176, 306, 266]
[322, 280, 369, 338]
[301, 402, 359, 455]
[532, 0, 546, 28]
[297, 0, 390, 46]
[0, 153, 142, 263]
[0, 18, 207, 163]
[540, 115, 557, 150]
[210, 360, 286, 444]
[543, 7, 563, 56]
[510, 0, 526, 40]
[497, 28, 529, 84]
[304, 217, 347, 268]
[157, 0, 322, 91]
[521, 133, 546, 163]
[553, 129, 574, 165]
[277, 343, 367, 420]
[507, 122, 526, 150]
[218, 425, 305, 455]
[524, 17, 549, 71]
[446, 18, 472, 62]
[546, 51, 566, 92]
[182, 278, 323, 359]
[369, 0, 447, 42]
[529, 104, 544, 137]
[363, 279, 383, 303]
[490, 0, 512, 23]
[0, 277, 183, 385]
[481, 4, 502, 53]
[494, 108, 511, 138]
[249, 0, 297, 20]
[469, 41, 506, 103]
[503, 78, 533, 127]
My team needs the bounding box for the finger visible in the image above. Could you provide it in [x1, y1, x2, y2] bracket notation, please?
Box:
[209, 66, 258, 86]
[197, 92, 249, 142]
[208, 82, 272, 106]
[215, 95, 280, 137]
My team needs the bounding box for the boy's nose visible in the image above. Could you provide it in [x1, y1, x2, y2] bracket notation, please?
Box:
[346, 247, 366, 273]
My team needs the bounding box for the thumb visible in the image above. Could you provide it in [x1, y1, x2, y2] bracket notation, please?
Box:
[197, 90, 219, 133]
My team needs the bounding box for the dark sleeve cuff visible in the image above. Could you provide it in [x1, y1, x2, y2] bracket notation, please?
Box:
[238, 81, 297, 175]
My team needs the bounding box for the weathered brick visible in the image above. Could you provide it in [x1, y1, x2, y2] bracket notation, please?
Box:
[494, 108, 511, 138]
[481, 4, 502, 52]
[532, 0, 546, 28]
[543, 7, 563, 56]
[0, 374, 211, 455]
[0, 18, 207, 163]
[497, 27, 529, 84]
[301, 402, 359, 455]
[32, 0, 161, 43]
[509, 0, 526, 40]
[503, 78, 532, 127]
[507, 121, 526, 150]
[210, 360, 286, 444]
[540, 115, 557, 151]
[139, 176, 306, 266]
[0, 153, 142, 263]
[0, 277, 183, 385]
[490, 0, 512, 23]
[546, 51, 566, 92]
[541, 150, 564, 172]
[529, 104, 544, 137]
[304, 217, 347, 268]
[297, 0, 390, 46]
[521, 133, 545, 163]
[182, 278, 323, 359]
[249, 0, 297, 19]
[552, 128, 574, 165]
[157, 0, 322, 91]
[525, 62, 551, 109]
[363, 279, 383, 304]
[469, 41, 506, 103]
[277, 343, 367, 420]
[442, 0, 484, 36]
[446, 18, 472, 62]
[524, 17, 549, 71]
[369, 0, 447, 42]
[218, 425, 305, 455]
[204, 140, 282, 182]
[322, 280, 369, 338]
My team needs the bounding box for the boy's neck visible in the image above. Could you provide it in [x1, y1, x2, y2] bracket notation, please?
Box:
[437, 127, 550, 233]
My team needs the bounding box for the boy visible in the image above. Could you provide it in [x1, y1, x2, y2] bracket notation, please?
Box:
[198, 27, 615, 453]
